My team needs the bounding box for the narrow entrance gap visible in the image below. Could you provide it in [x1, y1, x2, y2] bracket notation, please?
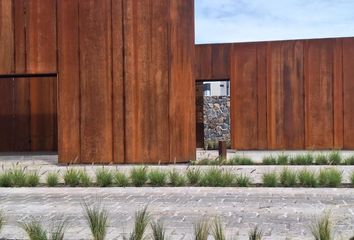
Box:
[195, 79, 231, 150]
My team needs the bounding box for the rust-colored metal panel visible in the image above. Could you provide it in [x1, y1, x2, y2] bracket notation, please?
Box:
[333, 39, 344, 149]
[231, 43, 258, 150]
[13, 78, 30, 151]
[304, 39, 334, 149]
[14, 0, 26, 73]
[195, 45, 212, 80]
[257, 43, 267, 149]
[169, 0, 196, 162]
[212, 44, 231, 80]
[79, 0, 113, 163]
[57, 0, 80, 163]
[267, 41, 304, 149]
[0, 78, 14, 151]
[26, 0, 57, 73]
[124, 0, 170, 163]
[112, 0, 125, 164]
[343, 38, 354, 148]
[30, 77, 57, 151]
[0, 0, 14, 74]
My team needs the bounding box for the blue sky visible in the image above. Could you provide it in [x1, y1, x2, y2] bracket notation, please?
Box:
[195, 0, 354, 44]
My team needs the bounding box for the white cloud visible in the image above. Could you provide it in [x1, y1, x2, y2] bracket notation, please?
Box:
[195, 0, 354, 44]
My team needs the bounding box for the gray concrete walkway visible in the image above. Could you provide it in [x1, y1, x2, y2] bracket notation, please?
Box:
[0, 188, 354, 240]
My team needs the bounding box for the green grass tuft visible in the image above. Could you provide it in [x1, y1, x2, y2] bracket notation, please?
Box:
[318, 168, 342, 187]
[0, 210, 5, 232]
[26, 171, 40, 187]
[148, 169, 167, 187]
[95, 168, 113, 187]
[46, 172, 59, 187]
[199, 168, 234, 187]
[310, 212, 332, 240]
[125, 207, 150, 240]
[0, 171, 12, 187]
[130, 167, 148, 187]
[229, 155, 253, 165]
[78, 170, 92, 187]
[262, 156, 277, 165]
[186, 168, 201, 185]
[83, 201, 109, 240]
[248, 226, 263, 240]
[211, 218, 225, 240]
[297, 169, 317, 187]
[279, 168, 297, 187]
[10, 167, 27, 187]
[290, 154, 314, 165]
[150, 221, 167, 240]
[328, 152, 341, 165]
[193, 220, 209, 240]
[64, 169, 80, 187]
[262, 172, 278, 187]
[235, 174, 251, 187]
[315, 154, 329, 165]
[20, 220, 47, 240]
[277, 154, 289, 165]
[344, 155, 354, 165]
[168, 170, 186, 187]
[113, 172, 129, 187]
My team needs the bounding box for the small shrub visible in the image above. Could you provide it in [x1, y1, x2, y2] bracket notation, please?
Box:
[211, 218, 225, 240]
[310, 212, 332, 240]
[277, 154, 289, 165]
[262, 172, 278, 187]
[344, 155, 354, 165]
[235, 174, 251, 187]
[279, 168, 297, 187]
[113, 172, 129, 187]
[315, 154, 328, 165]
[96, 168, 113, 187]
[298, 169, 317, 187]
[150, 221, 166, 240]
[168, 170, 186, 187]
[0, 171, 12, 187]
[290, 154, 314, 165]
[148, 169, 167, 187]
[328, 152, 341, 165]
[64, 169, 80, 187]
[186, 168, 201, 185]
[79, 170, 92, 187]
[130, 167, 148, 187]
[46, 172, 59, 187]
[229, 156, 253, 165]
[10, 167, 27, 187]
[248, 226, 263, 240]
[262, 156, 277, 165]
[26, 172, 40, 187]
[194, 220, 209, 240]
[318, 168, 342, 187]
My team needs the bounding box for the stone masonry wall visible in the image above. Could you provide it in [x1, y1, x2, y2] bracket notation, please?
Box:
[203, 96, 230, 142]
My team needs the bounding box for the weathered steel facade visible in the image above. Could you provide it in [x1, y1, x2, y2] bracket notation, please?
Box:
[0, 0, 195, 164]
[196, 38, 354, 150]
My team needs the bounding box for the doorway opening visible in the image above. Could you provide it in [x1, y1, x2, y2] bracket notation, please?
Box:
[195, 79, 231, 150]
[0, 73, 58, 154]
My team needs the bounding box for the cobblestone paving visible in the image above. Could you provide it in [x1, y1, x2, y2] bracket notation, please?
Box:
[1, 188, 354, 240]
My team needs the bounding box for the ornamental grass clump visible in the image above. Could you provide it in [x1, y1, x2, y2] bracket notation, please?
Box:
[290, 153, 314, 165]
[46, 172, 59, 187]
[186, 168, 201, 185]
[0, 210, 5, 232]
[276, 154, 289, 165]
[248, 226, 263, 240]
[235, 174, 251, 187]
[262, 172, 278, 187]
[83, 201, 109, 240]
[20, 219, 68, 240]
[297, 169, 317, 187]
[0, 170, 12, 187]
[130, 167, 148, 187]
[63, 169, 80, 187]
[10, 167, 27, 187]
[344, 155, 354, 165]
[229, 155, 253, 165]
[328, 151, 341, 165]
[125, 207, 150, 240]
[262, 156, 277, 165]
[168, 170, 186, 187]
[113, 172, 129, 187]
[315, 154, 329, 165]
[211, 218, 225, 240]
[199, 168, 234, 187]
[95, 168, 113, 187]
[351, 172, 354, 186]
[310, 212, 333, 240]
[279, 168, 297, 187]
[193, 220, 209, 240]
[79, 170, 92, 187]
[150, 221, 167, 240]
[26, 171, 40, 187]
[318, 168, 342, 187]
[148, 169, 167, 187]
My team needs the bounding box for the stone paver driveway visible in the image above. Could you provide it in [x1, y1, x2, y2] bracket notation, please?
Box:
[0, 188, 354, 240]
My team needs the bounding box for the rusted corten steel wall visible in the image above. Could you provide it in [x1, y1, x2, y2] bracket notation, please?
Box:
[0, 0, 195, 164]
[195, 37, 354, 150]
